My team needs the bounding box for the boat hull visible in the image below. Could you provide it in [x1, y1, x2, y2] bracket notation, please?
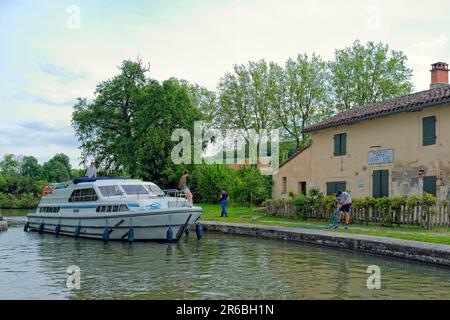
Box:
[26, 208, 202, 241]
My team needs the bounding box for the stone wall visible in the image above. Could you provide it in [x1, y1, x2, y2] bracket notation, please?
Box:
[202, 221, 450, 267]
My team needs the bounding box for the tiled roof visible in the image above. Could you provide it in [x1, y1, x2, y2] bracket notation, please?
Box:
[304, 86, 450, 132]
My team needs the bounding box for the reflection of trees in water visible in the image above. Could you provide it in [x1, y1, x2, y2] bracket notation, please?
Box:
[33, 232, 450, 300]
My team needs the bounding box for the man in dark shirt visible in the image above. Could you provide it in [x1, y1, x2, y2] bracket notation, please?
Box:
[217, 187, 229, 217]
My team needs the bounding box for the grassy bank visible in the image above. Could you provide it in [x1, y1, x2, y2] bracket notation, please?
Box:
[199, 203, 450, 245]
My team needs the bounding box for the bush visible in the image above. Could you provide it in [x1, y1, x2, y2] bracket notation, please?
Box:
[293, 194, 311, 216]
[188, 164, 271, 206]
[267, 193, 444, 226]
[0, 192, 39, 209]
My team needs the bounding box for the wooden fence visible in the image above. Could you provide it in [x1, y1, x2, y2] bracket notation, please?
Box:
[266, 200, 450, 229]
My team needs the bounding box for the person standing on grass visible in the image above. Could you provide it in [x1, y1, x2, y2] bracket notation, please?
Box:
[86, 161, 97, 178]
[179, 170, 193, 206]
[217, 187, 229, 217]
[335, 190, 352, 230]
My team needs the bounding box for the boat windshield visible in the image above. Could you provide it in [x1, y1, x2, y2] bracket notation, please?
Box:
[121, 184, 149, 196]
[98, 185, 123, 197]
[146, 183, 165, 196]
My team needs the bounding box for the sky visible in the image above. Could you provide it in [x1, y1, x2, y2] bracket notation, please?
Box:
[0, 0, 449, 167]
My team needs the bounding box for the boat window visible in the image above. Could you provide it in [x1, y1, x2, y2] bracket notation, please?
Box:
[119, 204, 129, 211]
[121, 185, 149, 196]
[39, 206, 60, 213]
[69, 188, 98, 202]
[146, 183, 165, 196]
[96, 205, 130, 212]
[98, 185, 123, 197]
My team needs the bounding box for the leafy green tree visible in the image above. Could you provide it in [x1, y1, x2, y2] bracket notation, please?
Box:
[43, 154, 72, 182]
[21, 156, 44, 179]
[217, 60, 279, 142]
[184, 82, 217, 123]
[135, 78, 202, 184]
[43, 161, 70, 183]
[274, 53, 331, 148]
[0, 154, 20, 175]
[72, 59, 150, 177]
[0, 174, 7, 190]
[72, 59, 203, 184]
[330, 40, 413, 111]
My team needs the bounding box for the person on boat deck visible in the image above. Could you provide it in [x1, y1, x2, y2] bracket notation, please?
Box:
[335, 190, 352, 230]
[217, 187, 229, 217]
[179, 169, 193, 205]
[86, 162, 97, 178]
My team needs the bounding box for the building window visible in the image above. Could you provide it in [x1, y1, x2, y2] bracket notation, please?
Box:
[326, 181, 346, 196]
[333, 133, 347, 156]
[423, 176, 437, 196]
[372, 170, 389, 198]
[69, 188, 98, 202]
[423, 116, 436, 146]
[282, 177, 287, 194]
[298, 181, 307, 195]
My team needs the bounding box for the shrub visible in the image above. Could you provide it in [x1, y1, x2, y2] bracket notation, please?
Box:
[293, 194, 311, 216]
[421, 192, 437, 207]
[189, 164, 271, 206]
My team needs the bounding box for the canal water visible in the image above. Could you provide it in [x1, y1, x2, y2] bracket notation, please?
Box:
[1, 211, 450, 300]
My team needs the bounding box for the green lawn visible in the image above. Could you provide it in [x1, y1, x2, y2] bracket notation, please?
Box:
[198, 203, 450, 245]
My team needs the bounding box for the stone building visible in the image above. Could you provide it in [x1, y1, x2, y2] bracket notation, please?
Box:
[272, 62, 450, 201]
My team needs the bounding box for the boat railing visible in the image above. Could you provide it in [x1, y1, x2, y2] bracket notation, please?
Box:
[163, 189, 187, 207]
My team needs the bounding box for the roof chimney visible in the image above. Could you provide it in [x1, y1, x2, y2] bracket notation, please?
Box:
[430, 62, 449, 89]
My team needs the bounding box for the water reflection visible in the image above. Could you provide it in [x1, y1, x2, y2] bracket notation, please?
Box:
[1, 214, 450, 300]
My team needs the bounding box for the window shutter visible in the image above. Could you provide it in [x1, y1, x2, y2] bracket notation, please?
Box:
[372, 171, 381, 198]
[326, 182, 335, 196]
[333, 135, 340, 156]
[373, 170, 389, 198]
[423, 176, 437, 196]
[380, 170, 389, 197]
[423, 116, 436, 146]
[341, 133, 347, 155]
[326, 181, 346, 195]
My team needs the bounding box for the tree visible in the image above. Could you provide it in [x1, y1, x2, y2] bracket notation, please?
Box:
[330, 40, 413, 111]
[134, 78, 202, 184]
[217, 60, 279, 142]
[274, 53, 331, 148]
[0, 154, 20, 175]
[21, 156, 44, 179]
[72, 59, 150, 177]
[43, 154, 72, 183]
[184, 82, 217, 123]
[72, 59, 203, 184]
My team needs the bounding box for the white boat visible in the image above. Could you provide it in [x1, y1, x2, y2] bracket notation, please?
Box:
[25, 177, 203, 241]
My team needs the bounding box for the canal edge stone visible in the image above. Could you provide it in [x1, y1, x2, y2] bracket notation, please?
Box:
[201, 221, 450, 267]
